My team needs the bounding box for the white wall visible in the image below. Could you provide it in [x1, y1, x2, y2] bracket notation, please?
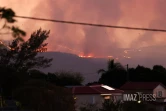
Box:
[153, 84, 166, 98]
[74, 94, 103, 111]
[74, 93, 123, 111]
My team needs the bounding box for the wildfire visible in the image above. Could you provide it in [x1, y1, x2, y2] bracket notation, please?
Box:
[55, 44, 141, 59]
[107, 56, 113, 58]
[0, 40, 138, 60]
[123, 56, 131, 59]
[124, 49, 142, 53]
[78, 54, 94, 58]
[78, 54, 116, 59]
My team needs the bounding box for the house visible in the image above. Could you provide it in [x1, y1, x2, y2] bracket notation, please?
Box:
[120, 82, 166, 111]
[68, 84, 123, 111]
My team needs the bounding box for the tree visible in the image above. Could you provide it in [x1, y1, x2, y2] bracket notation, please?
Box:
[99, 100, 156, 111]
[0, 7, 26, 42]
[128, 65, 166, 85]
[86, 81, 100, 86]
[100, 100, 123, 111]
[0, 29, 53, 97]
[153, 65, 166, 74]
[98, 59, 125, 74]
[123, 102, 157, 111]
[152, 65, 166, 85]
[47, 72, 58, 85]
[27, 70, 84, 86]
[79, 103, 99, 111]
[128, 65, 152, 82]
[0, 28, 52, 72]
[29, 69, 47, 80]
[98, 59, 127, 88]
[52, 71, 84, 86]
[13, 79, 76, 111]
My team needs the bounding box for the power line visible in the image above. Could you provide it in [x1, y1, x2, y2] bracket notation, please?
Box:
[0, 32, 11, 35]
[15, 15, 166, 32]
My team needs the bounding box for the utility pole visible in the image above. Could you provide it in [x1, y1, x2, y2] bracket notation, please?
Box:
[126, 64, 129, 81]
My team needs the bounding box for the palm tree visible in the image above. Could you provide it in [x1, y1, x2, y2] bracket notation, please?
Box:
[97, 59, 126, 88]
[98, 59, 125, 75]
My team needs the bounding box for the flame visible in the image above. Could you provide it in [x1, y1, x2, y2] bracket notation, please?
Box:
[0, 40, 133, 59]
[79, 54, 115, 58]
[107, 56, 113, 58]
[124, 50, 128, 53]
[78, 54, 116, 59]
[0, 39, 136, 60]
[79, 53, 94, 58]
[0, 40, 128, 59]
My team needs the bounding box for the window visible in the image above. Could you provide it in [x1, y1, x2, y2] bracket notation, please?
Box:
[158, 91, 162, 97]
[104, 96, 110, 100]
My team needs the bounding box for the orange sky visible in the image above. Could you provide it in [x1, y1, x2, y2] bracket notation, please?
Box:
[1, 0, 166, 57]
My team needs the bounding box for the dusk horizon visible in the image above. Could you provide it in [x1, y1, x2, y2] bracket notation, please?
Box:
[1, 1, 166, 110]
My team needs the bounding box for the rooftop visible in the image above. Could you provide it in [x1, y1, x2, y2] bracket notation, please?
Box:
[70, 84, 123, 94]
[120, 82, 164, 90]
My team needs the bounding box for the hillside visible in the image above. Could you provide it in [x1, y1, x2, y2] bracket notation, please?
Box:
[38, 45, 166, 84]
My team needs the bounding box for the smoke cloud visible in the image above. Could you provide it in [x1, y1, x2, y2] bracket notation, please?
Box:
[1, 0, 166, 56]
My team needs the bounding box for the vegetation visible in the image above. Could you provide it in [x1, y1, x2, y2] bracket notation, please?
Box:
[90, 59, 166, 88]
[100, 100, 123, 111]
[29, 70, 84, 86]
[0, 9, 79, 109]
[1, 6, 166, 111]
[0, 29, 76, 111]
[13, 79, 75, 111]
[53, 71, 84, 86]
[98, 59, 127, 88]
[0, 29, 52, 97]
[128, 65, 166, 84]
[79, 100, 157, 111]
[0, 7, 26, 42]
[123, 101, 157, 111]
[79, 103, 99, 111]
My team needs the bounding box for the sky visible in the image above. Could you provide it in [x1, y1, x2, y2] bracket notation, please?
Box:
[1, 0, 166, 59]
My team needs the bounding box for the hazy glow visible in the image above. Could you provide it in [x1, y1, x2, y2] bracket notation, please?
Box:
[79, 54, 93, 58]
[1, 0, 166, 58]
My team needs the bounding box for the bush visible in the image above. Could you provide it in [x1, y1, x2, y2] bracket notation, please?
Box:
[13, 79, 76, 111]
[123, 101, 157, 111]
[79, 103, 99, 111]
[100, 100, 123, 111]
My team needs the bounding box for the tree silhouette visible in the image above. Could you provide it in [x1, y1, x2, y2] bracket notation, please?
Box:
[29, 69, 47, 80]
[49, 71, 84, 86]
[97, 59, 166, 88]
[127, 65, 166, 85]
[98, 59, 125, 75]
[0, 7, 26, 42]
[26, 70, 84, 86]
[0, 29, 52, 72]
[98, 59, 127, 88]
[0, 29, 52, 97]
[13, 79, 76, 111]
